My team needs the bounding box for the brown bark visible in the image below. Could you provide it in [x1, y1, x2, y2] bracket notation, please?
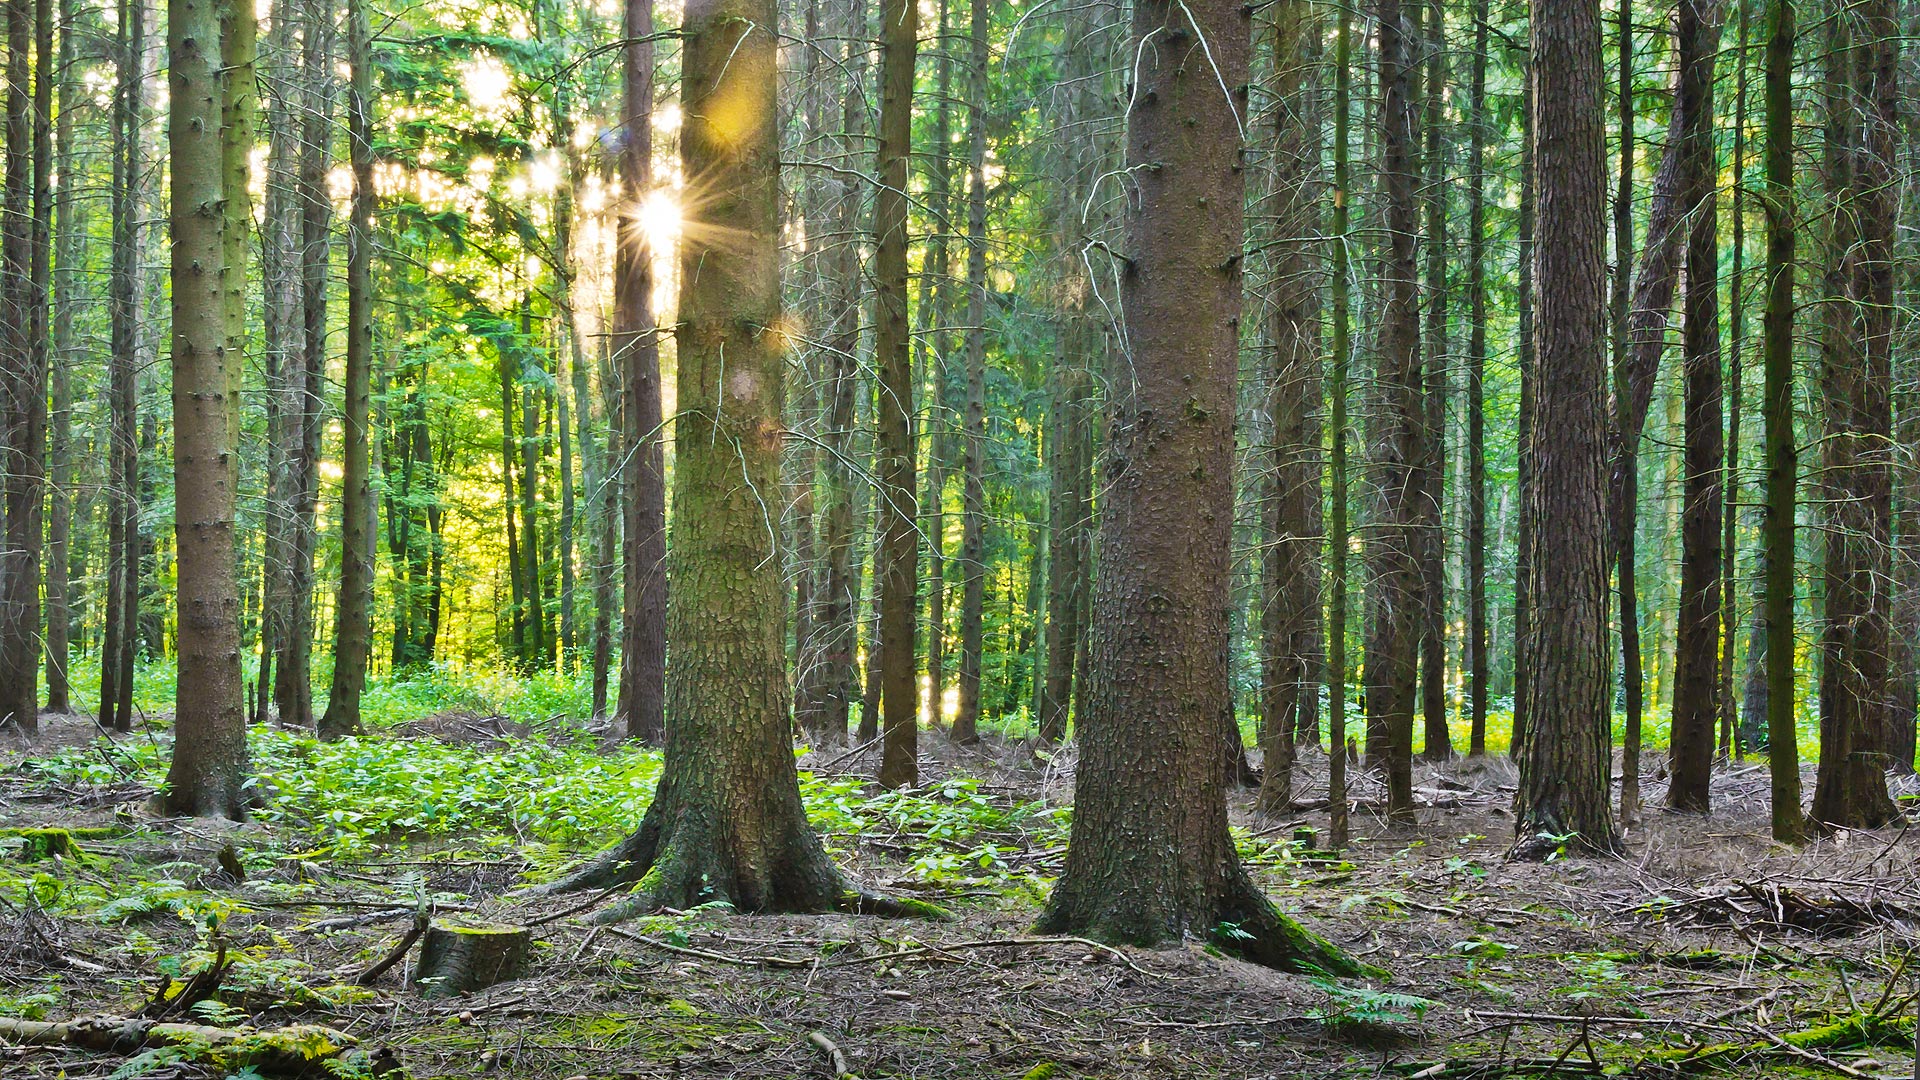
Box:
[1511, 0, 1621, 858]
[614, 0, 666, 742]
[100, 0, 143, 735]
[1036, 0, 1364, 977]
[1417, 0, 1450, 763]
[1364, 0, 1421, 823]
[1666, 0, 1724, 813]
[1464, 0, 1489, 755]
[953, 0, 989, 746]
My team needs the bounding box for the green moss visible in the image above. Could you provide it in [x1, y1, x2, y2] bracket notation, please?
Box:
[1, 827, 115, 866]
[1019, 1063, 1061, 1080]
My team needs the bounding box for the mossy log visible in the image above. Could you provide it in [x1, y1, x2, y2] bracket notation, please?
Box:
[0, 1016, 354, 1076]
[1642, 1014, 1911, 1069]
[411, 923, 530, 997]
[2, 827, 120, 863]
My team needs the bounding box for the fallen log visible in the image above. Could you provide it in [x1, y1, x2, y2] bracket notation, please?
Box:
[0, 1016, 355, 1076]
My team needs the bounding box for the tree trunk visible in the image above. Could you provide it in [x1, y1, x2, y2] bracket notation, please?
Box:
[1510, 45, 1534, 761]
[1611, 0, 1639, 825]
[1327, 0, 1354, 846]
[1666, 0, 1724, 813]
[1511, 0, 1621, 859]
[101, 0, 143, 734]
[41, 0, 75, 714]
[1364, 0, 1421, 824]
[1416, 0, 1450, 763]
[162, 0, 252, 817]
[321, 0, 374, 741]
[953, 0, 989, 746]
[1758, 0, 1803, 842]
[545, 0, 924, 922]
[613, 0, 665, 742]
[0, 0, 45, 733]
[1722, 0, 1750, 761]
[1258, 0, 1322, 811]
[1809, 0, 1896, 830]
[1037, 0, 1366, 976]
[1464, 0, 1489, 756]
[872, 0, 918, 787]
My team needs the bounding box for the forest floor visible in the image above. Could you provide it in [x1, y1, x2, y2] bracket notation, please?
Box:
[6, 707, 1920, 1079]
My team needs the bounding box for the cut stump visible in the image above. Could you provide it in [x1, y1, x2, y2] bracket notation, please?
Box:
[411, 923, 530, 997]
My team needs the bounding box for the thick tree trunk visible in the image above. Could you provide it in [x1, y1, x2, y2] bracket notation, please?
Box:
[1037, 0, 1366, 976]
[1364, 0, 1421, 824]
[547, 0, 926, 923]
[321, 0, 375, 741]
[1666, 0, 1724, 813]
[1809, 0, 1897, 830]
[613, 0, 665, 742]
[1511, 0, 1621, 859]
[162, 0, 252, 817]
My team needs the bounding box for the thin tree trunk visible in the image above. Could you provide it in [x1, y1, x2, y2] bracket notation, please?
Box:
[43, 0, 77, 713]
[873, 0, 918, 787]
[1611, 0, 1639, 824]
[1666, 0, 1724, 812]
[953, 0, 989, 745]
[1759, 0, 1802, 842]
[1327, 0, 1354, 846]
[614, 0, 665, 742]
[1417, 0, 1450, 762]
[100, 0, 143, 734]
[321, 0, 374, 740]
[1464, 0, 1489, 756]
[1722, 0, 1750, 760]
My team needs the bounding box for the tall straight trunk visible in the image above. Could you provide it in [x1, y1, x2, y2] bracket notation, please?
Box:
[518, 332, 550, 667]
[43, 0, 77, 713]
[953, 0, 989, 745]
[1759, 0, 1802, 842]
[1611, 0, 1640, 824]
[795, 12, 863, 747]
[163, 0, 252, 816]
[1417, 0, 1450, 761]
[1259, 0, 1323, 810]
[499, 358, 528, 660]
[1364, 0, 1421, 824]
[1511, 0, 1620, 858]
[872, 0, 918, 787]
[321, 0, 374, 740]
[922, 0, 953, 730]
[0, 0, 45, 732]
[614, 0, 665, 742]
[101, 0, 143, 734]
[1723, 0, 1750, 759]
[1464, 0, 1489, 756]
[259, 0, 300, 720]
[1036, 0, 1365, 978]
[275, 0, 330, 731]
[1510, 43, 1535, 760]
[1327, 0, 1353, 846]
[543, 0, 922, 921]
[1666, 0, 1724, 812]
[1810, 0, 1897, 829]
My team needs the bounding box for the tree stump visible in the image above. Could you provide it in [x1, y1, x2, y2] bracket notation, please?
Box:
[410, 924, 529, 998]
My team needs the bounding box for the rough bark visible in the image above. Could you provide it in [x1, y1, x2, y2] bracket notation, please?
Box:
[1511, 0, 1621, 859]
[1326, 0, 1354, 847]
[1417, 0, 1451, 763]
[0, 0, 44, 733]
[1809, 0, 1897, 830]
[1364, 0, 1421, 824]
[100, 0, 143, 735]
[1464, 0, 1490, 756]
[1259, 0, 1322, 811]
[1666, 0, 1724, 813]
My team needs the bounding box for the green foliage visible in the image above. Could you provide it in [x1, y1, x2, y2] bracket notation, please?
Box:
[1306, 977, 1437, 1029]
